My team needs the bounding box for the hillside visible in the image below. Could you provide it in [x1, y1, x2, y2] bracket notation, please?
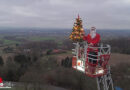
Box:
[110, 53, 130, 66]
[56, 52, 130, 66]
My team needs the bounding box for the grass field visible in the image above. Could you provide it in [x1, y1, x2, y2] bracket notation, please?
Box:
[3, 40, 20, 45]
[28, 36, 63, 45]
[0, 36, 20, 45]
[29, 36, 56, 41]
[0, 35, 59, 45]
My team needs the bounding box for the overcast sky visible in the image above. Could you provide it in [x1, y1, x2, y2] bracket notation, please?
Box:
[0, 0, 130, 29]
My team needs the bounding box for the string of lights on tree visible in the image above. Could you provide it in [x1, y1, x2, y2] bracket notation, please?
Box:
[69, 15, 85, 42]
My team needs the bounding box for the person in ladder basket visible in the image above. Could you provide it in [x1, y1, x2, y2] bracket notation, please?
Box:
[83, 27, 100, 64]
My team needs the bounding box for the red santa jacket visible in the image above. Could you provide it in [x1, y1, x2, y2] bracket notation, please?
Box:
[83, 33, 100, 46]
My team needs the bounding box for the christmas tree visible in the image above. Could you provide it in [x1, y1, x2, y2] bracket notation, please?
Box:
[69, 15, 85, 42]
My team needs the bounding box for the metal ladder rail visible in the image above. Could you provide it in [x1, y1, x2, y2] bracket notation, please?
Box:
[96, 66, 114, 90]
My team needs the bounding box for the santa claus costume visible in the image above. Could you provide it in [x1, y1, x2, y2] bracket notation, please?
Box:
[83, 27, 100, 46]
[83, 27, 101, 74]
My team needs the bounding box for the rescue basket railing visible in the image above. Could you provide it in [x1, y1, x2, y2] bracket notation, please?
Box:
[84, 42, 111, 77]
[72, 42, 111, 77]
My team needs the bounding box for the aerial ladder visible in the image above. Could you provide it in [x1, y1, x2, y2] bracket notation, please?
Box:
[72, 42, 114, 90]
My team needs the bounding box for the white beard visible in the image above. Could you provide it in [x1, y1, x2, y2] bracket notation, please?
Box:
[90, 31, 96, 39]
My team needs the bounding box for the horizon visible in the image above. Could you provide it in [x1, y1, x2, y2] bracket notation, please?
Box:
[0, 27, 130, 31]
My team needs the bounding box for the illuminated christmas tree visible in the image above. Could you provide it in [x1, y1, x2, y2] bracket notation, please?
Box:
[69, 15, 85, 42]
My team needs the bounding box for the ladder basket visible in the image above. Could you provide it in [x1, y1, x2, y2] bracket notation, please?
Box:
[85, 44, 111, 77]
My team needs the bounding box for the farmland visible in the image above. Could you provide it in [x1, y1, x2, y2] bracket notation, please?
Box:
[0, 29, 129, 90]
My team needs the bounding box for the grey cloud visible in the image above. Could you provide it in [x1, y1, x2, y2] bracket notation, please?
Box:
[0, 0, 130, 29]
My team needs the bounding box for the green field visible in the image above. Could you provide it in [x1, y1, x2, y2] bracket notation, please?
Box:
[3, 40, 20, 45]
[0, 35, 58, 45]
[0, 34, 65, 47]
[29, 36, 56, 41]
